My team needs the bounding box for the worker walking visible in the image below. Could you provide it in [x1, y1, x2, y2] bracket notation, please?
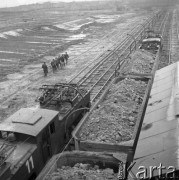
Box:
[60, 55, 65, 69]
[57, 55, 61, 69]
[54, 57, 59, 70]
[42, 62, 48, 77]
[64, 52, 69, 65]
[51, 59, 56, 73]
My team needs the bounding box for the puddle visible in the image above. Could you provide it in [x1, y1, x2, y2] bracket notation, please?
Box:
[33, 36, 56, 39]
[48, 11, 61, 14]
[95, 14, 120, 19]
[0, 33, 7, 39]
[93, 14, 121, 23]
[26, 41, 59, 45]
[4, 30, 21, 37]
[16, 29, 23, 32]
[95, 18, 116, 23]
[55, 19, 94, 31]
[66, 34, 87, 41]
[0, 58, 20, 62]
[0, 29, 23, 39]
[0, 51, 25, 55]
[7, 73, 25, 80]
[42, 26, 56, 31]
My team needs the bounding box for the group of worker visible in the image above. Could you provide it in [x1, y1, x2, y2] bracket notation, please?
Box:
[42, 52, 69, 77]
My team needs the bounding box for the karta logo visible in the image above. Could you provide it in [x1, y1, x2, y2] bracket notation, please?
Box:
[118, 161, 126, 179]
[117, 161, 136, 180]
[118, 161, 177, 180]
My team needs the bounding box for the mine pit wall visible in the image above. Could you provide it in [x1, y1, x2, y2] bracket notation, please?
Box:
[72, 49, 161, 167]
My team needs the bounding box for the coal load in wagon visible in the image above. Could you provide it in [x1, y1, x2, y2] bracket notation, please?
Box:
[37, 151, 127, 180]
[78, 77, 148, 144]
[121, 50, 156, 75]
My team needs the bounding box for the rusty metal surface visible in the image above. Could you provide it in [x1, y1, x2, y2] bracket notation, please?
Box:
[0, 108, 59, 136]
[129, 62, 179, 179]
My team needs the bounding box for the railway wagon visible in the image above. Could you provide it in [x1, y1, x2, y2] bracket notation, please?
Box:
[36, 151, 127, 180]
[139, 30, 163, 53]
[73, 75, 153, 164]
[0, 83, 90, 180]
[127, 62, 179, 179]
[72, 40, 162, 156]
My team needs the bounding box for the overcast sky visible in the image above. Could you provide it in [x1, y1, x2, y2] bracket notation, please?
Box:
[0, 0, 94, 8]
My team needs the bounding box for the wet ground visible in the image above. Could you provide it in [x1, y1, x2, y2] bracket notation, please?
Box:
[0, 4, 150, 122]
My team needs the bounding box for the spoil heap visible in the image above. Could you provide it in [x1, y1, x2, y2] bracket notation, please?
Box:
[49, 163, 118, 180]
[79, 78, 147, 143]
[121, 50, 156, 74]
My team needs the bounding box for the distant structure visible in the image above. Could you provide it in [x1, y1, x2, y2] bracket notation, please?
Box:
[127, 0, 179, 8]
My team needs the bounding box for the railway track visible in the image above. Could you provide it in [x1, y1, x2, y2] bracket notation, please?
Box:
[68, 14, 160, 85]
[158, 11, 173, 69]
[169, 9, 179, 64]
[68, 11, 164, 103]
[0, 12, 159, 108]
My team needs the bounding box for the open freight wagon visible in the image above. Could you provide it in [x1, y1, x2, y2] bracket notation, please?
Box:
[72, 36, 161, 168]
[36, 151, 127, 180]
[73, 75, 153, 163]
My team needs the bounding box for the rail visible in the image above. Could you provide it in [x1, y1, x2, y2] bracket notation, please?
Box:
[169, 9, 179, 64]
[68, 11, 165, 104]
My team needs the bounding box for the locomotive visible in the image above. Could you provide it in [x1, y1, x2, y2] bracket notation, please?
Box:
[0, 83, 90, 180]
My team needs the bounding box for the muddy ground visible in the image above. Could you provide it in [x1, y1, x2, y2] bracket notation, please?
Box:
[0, 2, 152, 122]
